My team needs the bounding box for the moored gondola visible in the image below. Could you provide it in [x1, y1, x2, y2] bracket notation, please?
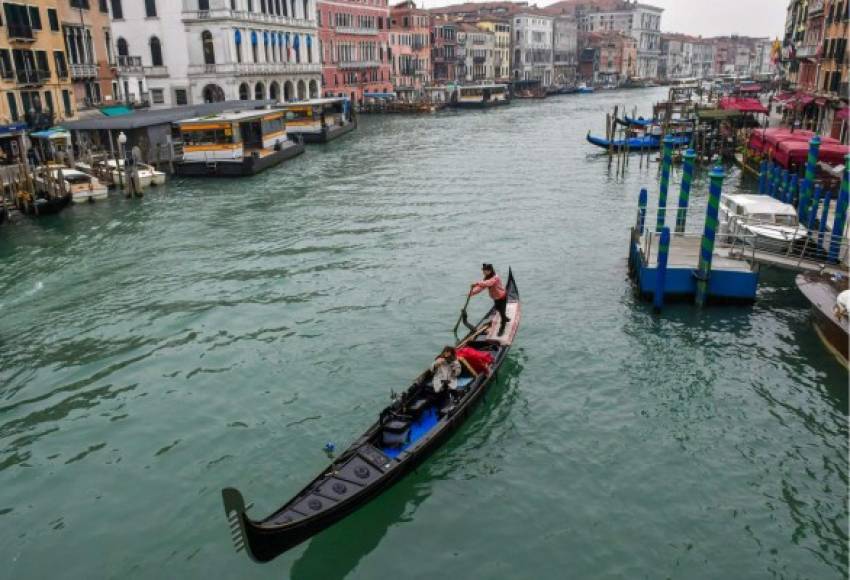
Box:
[222, 270, 521, 563]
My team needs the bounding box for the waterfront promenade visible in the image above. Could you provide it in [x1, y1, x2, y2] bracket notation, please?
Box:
[0, 89, 846, 579]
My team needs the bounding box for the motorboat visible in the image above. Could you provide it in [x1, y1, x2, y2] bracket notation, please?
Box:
[719, 193, 809, 252]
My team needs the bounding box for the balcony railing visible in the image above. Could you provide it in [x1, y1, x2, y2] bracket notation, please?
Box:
[117, 55, 143, 73]
[335, 26, 379, 36]
[7, 24, 35, 41]
[796, 44, 819, 58]
[70, 63, 98, 79]
[16, 69, 50, 85]
[144, 65, 169, 77]
[187, 62, 321, 75]
[181, 6, 314, 30]
[338, 60, 381, 69]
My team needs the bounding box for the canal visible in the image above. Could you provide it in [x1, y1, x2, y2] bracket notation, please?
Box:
[0, 88, 846, 579]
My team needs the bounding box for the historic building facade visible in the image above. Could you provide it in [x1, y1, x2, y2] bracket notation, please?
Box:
[58, 0, 116, 113]
[110, 0, 321, 109]
[430, 18, 460, 84]
[511, 10, 553, 86]
[0, 0, 77, 128]
[318, 0, 392, 102]
[389, 0, 430, 97]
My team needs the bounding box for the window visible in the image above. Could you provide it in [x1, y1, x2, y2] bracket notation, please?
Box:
[202, 30, 215, 64]
[70, 0, 90, 9]
[99, 0, 109, 13]
[7, 93, 19, 121]
[174, 88, 188, 105]
[54, 51, 67, 77]
[145, 0, 157, 17]
[199, 0, 210, 9]
[47, 8, 58, 31]
[151, 88, 164, 104]
[149, 36, 163, 66]
[43, 90, 53, 113]
[62, 89, 72, 116]
[117, 37, 128, 56]
[105, 31, 112, 63]
[35, 50, 49, 76]
[110, 0, 123, 19]
[27, 6, 40, 30]
[0, 49, 12, 78]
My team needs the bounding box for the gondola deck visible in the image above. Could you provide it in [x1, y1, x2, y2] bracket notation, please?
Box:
[222, 270, 521, 563]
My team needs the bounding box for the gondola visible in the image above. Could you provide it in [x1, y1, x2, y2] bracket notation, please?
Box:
[585, 131, 691, 152]
[222, 270, 522, 563]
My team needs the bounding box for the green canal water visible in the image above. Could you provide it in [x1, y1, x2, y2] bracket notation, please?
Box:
[1, 88, 847, 579]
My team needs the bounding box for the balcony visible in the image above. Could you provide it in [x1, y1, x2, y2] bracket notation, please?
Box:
[117, 55, 143, 74]
[187, 62, 321, 76]
[796, 44, 819, 58]
[7, 24, 35, 42]
[144, 65, 169, 78]
[70, 63, 98, 79]
[338, 60, 381, 69]
[25, 111, 54, 131]
[335, 26, 379, 36]
[16, 69, 50, 86]
[181, 6, 314, 30]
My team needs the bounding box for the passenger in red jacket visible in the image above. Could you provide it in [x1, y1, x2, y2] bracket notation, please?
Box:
[470, 263, 510, 336]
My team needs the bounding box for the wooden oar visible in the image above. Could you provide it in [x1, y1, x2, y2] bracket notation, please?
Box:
[452, 289, 473, 336]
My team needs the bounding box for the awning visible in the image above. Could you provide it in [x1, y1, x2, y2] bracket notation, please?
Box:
[814, 97, 827, 106]
[837, 107, 849, 121]
[774, 91, 796, 105]
[101, 105, 133, 117]
[738, 84, 762, 93]
[363, 92, 396, 99]
[719, 97, 769, 114]
[796, 93, 815, 106]
[30, 127, 70, 139]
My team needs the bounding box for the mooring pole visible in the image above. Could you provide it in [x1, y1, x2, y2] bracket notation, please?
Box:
[799, 135, 821, 220]
[656, 135, 674, 232]
[828, 160, 849, 264]
[768, 163, 777, 198]
[807, 183, 823, 231]
[757, 159, 767, 194]
[653, 226, 670, 311]
[675, 148, 696, 233]
[818, 189, 832, 252]
[638, 187, 648, 235]
[780, 169, 789, 201]
[787, 174, 798, 205]
[695, 165, 726, 307]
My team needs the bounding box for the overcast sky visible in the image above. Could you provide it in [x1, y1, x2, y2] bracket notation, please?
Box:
[417, 0, 787, 39]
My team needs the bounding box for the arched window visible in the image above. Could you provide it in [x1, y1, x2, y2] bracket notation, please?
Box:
[269, 81, 279, 100]
[202, 84, 225, 103]
[239, 82, 249, 100]
[302, 0, 309, 19]
[117, 37, 128, 57]
[254, 82, 265, 100]
[149, 36, 163, 66]
[202, 31, 215, 65]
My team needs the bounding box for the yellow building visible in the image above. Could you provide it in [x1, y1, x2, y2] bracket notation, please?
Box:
[0, 0, 77, 130]
[475, 19, 511, 83]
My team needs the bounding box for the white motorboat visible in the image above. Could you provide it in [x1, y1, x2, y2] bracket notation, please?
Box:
[719, 193, 808, 252]
[36, 167, 108, 204]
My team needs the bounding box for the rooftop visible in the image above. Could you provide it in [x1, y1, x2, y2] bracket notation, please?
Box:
[62, 100, 276, 131]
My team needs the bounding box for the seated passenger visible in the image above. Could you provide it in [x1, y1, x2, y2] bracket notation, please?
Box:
[431, 346, 461, 394]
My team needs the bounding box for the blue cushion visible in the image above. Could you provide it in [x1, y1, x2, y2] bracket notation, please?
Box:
[456, 376, 473, 390]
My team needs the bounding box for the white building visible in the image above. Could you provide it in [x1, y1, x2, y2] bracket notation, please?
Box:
[552, 14, 577, 86]
[511, 11, 554, 87]
[110, 0, 321, 109]
[576, 1, 662, 79]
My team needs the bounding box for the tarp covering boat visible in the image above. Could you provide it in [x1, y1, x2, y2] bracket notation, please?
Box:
[773, 139, 850, 169]
[586, 132, 690, 151]
[747, 128, 840, 156]
[719, 97, 769, 114]
[622, 115, 657, 127]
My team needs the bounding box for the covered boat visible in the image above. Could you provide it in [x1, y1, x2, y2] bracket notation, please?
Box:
[278, 98, 356, 143]
[796, 272, 849, 367]
[35, 167, 108, 204]
[449, 84, 510, 108]
[719, 193, 808, 252]
[622, 115, 657, 127]
[223, 271, 521, 562]
[586, 132, 690, 152]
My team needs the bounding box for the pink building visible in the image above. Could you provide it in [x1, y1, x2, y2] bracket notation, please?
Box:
[389, 0, 431, 99]
[318, 0, 393, 105]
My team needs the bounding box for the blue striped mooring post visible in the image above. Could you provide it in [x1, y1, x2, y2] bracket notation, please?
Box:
[695, 166, 726, 307]
[787, 174, 798, 205]
[757, 160, 768, 194]
[638, 187, 648, 235]
[675, 148, 696, 233]
[799, 135, 822, 220]
[770, 164, 779, 198]
[818, 189, 832, 251]
[653, 227, 671, 311]
[656, 135, 675, 232]
[828, 158, 849, 264]
[806, 184, 823, 231]
[780, 169, 789, 202]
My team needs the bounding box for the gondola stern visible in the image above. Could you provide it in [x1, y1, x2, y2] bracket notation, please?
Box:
[507, 267, 519, 301]
[221, 487, 261, 562]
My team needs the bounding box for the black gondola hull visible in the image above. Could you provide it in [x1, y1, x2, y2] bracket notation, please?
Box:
[224, 272, 520, 562]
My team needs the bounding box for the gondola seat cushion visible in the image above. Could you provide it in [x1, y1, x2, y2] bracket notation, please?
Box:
[382, 420, 411, 446]
[407, 398, 429, 417]
[456, 376, 473, 390]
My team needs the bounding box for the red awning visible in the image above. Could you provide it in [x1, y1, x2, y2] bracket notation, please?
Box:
[836, 107, 849, 121]
[814, 97, 827, 106]
[796, 93, 815, 106]
[719, 97, 769, 114]
[774, 140, 850, 169]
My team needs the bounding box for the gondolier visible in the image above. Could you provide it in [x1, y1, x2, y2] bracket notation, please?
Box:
[470, 263, 509, 336]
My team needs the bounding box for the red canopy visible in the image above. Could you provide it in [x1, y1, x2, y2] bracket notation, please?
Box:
[748, 128, 841, 156]
[837, 107, 850, 121]
[719, 97, 769, 114]
[774, 91, 796, 105]
[773, 140, 850, 169]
